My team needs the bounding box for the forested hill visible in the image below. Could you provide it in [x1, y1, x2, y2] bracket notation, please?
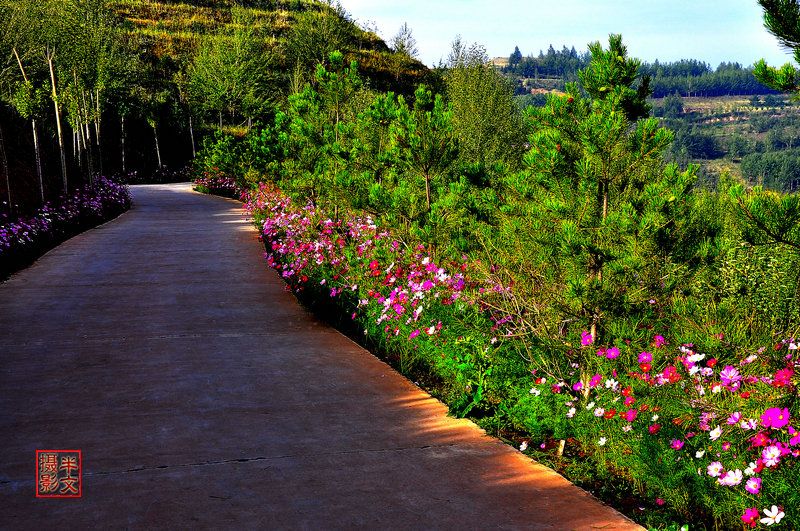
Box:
[504, 44, 780, 98]
[0, 0, 431, 213]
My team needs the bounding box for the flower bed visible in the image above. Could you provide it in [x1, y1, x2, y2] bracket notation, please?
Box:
[234, 182, 799, 529]
[192, 171, 241, 199]
[0, 177, 131, 280]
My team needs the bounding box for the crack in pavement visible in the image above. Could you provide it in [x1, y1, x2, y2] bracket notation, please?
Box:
[0, 443, 457, 486]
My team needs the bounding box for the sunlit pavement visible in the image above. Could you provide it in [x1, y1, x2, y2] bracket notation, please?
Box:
[0, 183, 642, 530]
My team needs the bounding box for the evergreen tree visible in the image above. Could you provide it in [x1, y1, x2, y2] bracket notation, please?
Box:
[486, 35, 697, 389]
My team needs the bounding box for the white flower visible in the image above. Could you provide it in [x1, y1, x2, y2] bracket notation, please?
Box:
[740, 418, 758, 430]
[761, 505, 785, 525]
[744, 461, 757, 476]
[519, 441, 528, 452]
[529, 388, 541, 396]
[709, 426, 722, 441]
[622, 424, 633, 432]
[695, 450, 705, 459]
[687, 353, 705, 363]
[566, 407, 577, 418]
[717, 469, 743, 486]
[594, 408, 605, 417]
[586, 401, 595, 410]
[597, 437, 607, 446]
[604, 378, 619, 390]
[651, 414, 659, 422]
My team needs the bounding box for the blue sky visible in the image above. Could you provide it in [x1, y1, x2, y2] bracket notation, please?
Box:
[340, 0, 793, 69]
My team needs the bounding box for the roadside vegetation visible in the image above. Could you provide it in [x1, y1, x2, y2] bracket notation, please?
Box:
[191, 30, 799, 529]
[2, 0, 799, 528]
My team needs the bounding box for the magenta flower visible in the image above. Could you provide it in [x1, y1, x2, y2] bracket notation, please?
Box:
[581, 331, 594, 346]
[652, 335, 665, 348]
[638, 351, 652, 364]
[745, 477, 762, 494]
[719, 365, 741, 386]
[726, 412, 741, 425]
[589, 374, 602, 388]
[741, 507, 759, 528]
[761, 407, 790, 429]
[670, 439, 684, 450]
[622, 409, 638, 422]
[409, 330, 420, 340]
[605, 346, 620, 359]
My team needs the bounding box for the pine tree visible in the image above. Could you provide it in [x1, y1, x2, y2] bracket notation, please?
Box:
[486, 35, 697, 388]
[737, 1, 800, 251]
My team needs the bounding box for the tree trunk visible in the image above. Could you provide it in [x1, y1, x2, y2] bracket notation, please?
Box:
[31, 119, 44, 203]
[80, 117, 94, 185]
[189, 115, 196, 158]
[153, 123, 162, 169]
[121, 114, 126, 173]
[0, 123, 10, 212]
[47, 53, 68, 194]
[95, 88, 103, 177]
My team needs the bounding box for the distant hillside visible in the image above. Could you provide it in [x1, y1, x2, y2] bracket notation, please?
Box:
[110, 0, 431, 96]
[501, 45, 779, 98]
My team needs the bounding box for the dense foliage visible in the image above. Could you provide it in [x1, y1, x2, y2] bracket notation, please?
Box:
[194, 35, 800, 528]
[0, 0, 429, 219]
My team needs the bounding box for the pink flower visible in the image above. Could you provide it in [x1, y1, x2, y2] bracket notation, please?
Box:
[762, 445, 781, 467]
[652, 335, 665, 348]
[741, 507, 759, 528]
[670, 439, 684, 450]
[622, 409, 638, 422]
[605, 346, 620, 359]
[717, 469, 743, 486]
[648, 424, 660, 434]
[761, 407, 790, 429]
[773, 367, 793, 387]
[707, 461, 723, 477]
[638, 351, 653, 364]
[589, 374, 602, 388]
[745, 477, 761, 494]
[726, 412, 742, 425]
[581, 331, 594, 346]
[720, 365, 741, 386]
[572, 382, 583, 391]
[409, 330, 420, 340]
[751, 432, 770, 447]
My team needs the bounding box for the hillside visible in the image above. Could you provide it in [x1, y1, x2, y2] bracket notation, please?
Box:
[110, 0, 431, 96]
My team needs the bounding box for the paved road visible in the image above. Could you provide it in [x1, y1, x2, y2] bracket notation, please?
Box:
[0, 183, 642, 530]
